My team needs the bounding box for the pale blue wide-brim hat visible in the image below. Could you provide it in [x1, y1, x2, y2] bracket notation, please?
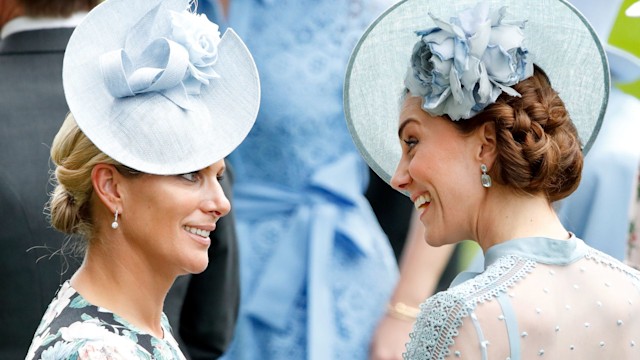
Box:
[63, 0, 260, 175]
[344, 0, 609, 184]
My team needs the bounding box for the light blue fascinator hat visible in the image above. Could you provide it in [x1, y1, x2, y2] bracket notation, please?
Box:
[344, 0, 609, 184]
[63, 0, 260, 175]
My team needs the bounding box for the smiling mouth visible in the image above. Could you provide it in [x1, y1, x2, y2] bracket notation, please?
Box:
[414, 193, 432, 210]
[183, 226, 210, 238]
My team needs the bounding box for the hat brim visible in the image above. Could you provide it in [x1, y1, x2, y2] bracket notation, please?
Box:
[63, 0, 260, 175]
[344, 0, 609, 185]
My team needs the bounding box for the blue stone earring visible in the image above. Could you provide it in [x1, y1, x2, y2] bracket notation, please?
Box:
[480, 164, 492, 188]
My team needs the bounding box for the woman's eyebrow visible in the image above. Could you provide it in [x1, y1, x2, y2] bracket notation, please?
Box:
[397, 118, 419, 139]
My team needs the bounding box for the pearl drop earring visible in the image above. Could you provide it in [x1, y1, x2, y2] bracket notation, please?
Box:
[111, 209, 119, 229]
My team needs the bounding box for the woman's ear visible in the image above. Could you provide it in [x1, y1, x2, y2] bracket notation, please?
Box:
[476, 122, 497, 167]
[91, 164, 123, 214]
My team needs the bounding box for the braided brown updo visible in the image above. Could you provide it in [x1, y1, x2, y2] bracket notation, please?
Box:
[48, 114, 118, 238]
[453, 65, 583, 202]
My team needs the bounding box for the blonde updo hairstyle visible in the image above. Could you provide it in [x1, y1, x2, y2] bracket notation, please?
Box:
[48, 114, 124, 240]
[452, 65, 583, 202]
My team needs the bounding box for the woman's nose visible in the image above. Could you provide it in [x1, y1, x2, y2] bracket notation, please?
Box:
[203, 180, 231, 218]
[214, 187, 231, 218]
[391, 160, 411, 192]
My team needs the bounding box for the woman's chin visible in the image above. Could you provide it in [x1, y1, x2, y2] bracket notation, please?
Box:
[424, 232, 448, 247]
[183, 256, 210, 275]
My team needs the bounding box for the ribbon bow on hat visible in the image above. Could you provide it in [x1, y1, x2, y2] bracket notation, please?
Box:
[100, 4, 222, 110]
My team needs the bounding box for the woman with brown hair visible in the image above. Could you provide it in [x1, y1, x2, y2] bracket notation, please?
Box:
[345, 0, 640, 358]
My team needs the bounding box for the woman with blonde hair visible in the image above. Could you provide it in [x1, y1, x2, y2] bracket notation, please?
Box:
[26, 0, 259, 358]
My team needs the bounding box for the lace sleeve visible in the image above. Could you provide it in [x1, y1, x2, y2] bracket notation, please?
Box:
[404, 291, 473, 360]
[404, 255, 536, 359]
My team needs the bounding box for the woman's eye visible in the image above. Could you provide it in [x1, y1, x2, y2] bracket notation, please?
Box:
[179, 172, 199, 182]
[403, 137, 418, 148]
[216, 173, 225, 181]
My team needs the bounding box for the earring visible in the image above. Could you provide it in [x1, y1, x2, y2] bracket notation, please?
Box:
[111, 209, 119, 229]
[480, 164, 492, 188]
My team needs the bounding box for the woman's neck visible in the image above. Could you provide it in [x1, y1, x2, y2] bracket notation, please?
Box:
[475, 187, 569, 253]
[70, 237, 175, 338]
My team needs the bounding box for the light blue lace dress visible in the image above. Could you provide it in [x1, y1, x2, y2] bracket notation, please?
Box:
[198, 1, 399, 359]
[405, 236, 640, 359]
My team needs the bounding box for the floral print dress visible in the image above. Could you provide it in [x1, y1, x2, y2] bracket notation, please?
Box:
[26, 281, 186, 360]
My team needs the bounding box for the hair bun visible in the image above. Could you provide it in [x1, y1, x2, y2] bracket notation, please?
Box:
[48, 185, 82, 235]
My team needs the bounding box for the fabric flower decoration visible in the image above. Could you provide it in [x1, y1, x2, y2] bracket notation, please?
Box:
[100, 4, 222, 110]
[404, 2, 534, 120]
[170, 11, 221, 88]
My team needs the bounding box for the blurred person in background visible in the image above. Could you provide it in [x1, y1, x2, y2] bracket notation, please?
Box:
[198, 1, 411, 359]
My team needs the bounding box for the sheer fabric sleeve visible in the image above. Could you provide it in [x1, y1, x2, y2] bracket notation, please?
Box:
[404, 292, 479, 359]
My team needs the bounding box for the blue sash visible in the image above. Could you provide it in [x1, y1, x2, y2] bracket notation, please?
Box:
[233, 154, 392, 359]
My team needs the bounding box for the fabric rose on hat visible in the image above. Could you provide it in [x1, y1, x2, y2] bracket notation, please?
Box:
[170, 11, 221, 90]
[404, 2, 534, 120]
